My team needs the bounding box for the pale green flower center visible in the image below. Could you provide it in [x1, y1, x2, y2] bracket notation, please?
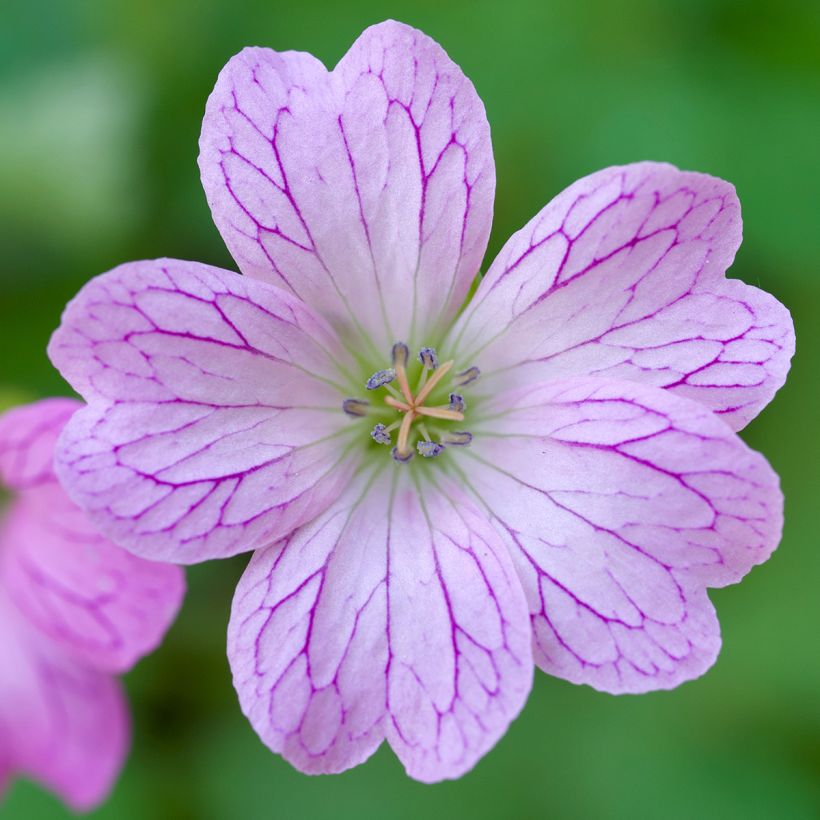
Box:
[342, 342, 479, 463]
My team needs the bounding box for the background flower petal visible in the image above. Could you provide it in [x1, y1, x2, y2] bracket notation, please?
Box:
[228, 469, 532, 782]
[47, 259, 355, 563]
[462, 377, 783, 694]
[0, 398, 80, 491]
[449, 162, 794, 430]
[199, 20, 495, 351]
[0, 597, 128, 811]
[0, 399, 185, 672]
[0, 491, 184, 674]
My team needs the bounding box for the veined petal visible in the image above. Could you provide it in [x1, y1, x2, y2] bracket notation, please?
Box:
[384, 474, 532, 781]
[228, 469, 532, 782]
[0, 400, 185, 672]
[0, 596, 128, 811]
[462, 377, 782, 694]
[199, 20, 495, 351]
[229, 472, 388, 776]
[449, 163, 794, 430]
[47, 259, 355, 564]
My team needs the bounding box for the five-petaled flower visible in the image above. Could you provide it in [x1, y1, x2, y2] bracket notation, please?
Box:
[47, 21, 794, 782]
[0, 399, 184, 809]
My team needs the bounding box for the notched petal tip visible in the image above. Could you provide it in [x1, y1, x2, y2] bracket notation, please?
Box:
[467, 375, 783, 695]
[45, 259, 352, 565]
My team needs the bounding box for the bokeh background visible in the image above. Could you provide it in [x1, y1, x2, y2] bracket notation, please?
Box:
[1, 0, 818, 817]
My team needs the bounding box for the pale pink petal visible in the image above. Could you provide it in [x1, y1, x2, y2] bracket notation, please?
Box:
[228, 472, 388, 776]
[464, 377, 782, 694]
[47, 259, 356, 563]
[229, 469, 532, 782]
[449, 163, 794, 430]
[199, 20, 495, 350]
[0, 399, 185, 672]
[0, 596, 128, 811]
[384, 475, 532, 781]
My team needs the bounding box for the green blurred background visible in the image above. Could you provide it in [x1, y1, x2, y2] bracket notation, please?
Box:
[1, 0, 818, 817]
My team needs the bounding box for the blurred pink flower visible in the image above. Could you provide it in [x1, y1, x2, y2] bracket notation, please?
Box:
[0, 399, 184, 810]
[47, 21, 793, 781]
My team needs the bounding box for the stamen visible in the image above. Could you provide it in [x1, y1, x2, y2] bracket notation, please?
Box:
[370, 423, 392, 445]
[414, 360, 454, 405]
[367, 369, 396, 390]
[416, 346, 438, 392]
[395, 409, 416, 457]
[418, 347, 438, 369]
[417, 441, 445, 458]
[452, 366, 480, 387]
[392, 446, 415, 463]
[440, 430, 473, 446]
[392, 342, 413, 403]
[415, 406, 465, 421]
[342, 398, 370, 417]
[365, 344, 476, 463]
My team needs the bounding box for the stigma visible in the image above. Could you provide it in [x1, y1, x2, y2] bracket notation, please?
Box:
[343, 342, 479, 463]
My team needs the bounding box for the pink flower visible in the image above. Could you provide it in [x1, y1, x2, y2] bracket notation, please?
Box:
[47, 21, 793, 782]
[0, 399, 184, 809]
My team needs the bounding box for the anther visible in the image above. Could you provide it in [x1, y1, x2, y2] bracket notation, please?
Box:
[440, 431, 473, 446]
[418, 347, 438, 369]
[417, 441, 444, 458]
[392, 447, 414, 463]
[452, 366, 480, 387]
[343, 398, 370, 417]
[366, 369, 396, 390]
[448, 393, 465, 412]
[391, 342, 409, 367]
[370, 423, 392, 445]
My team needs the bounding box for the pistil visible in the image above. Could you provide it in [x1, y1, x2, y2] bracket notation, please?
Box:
[396, 409, 416, 455]
[414, 360, 454, 405]
[414, 406, 464, 421]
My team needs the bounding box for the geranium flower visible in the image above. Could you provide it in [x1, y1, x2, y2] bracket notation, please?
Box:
[0, 399, 184, 809]
[47, 21, 793, 782]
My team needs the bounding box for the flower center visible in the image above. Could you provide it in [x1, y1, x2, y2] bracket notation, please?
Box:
[342, 342, 479, 463]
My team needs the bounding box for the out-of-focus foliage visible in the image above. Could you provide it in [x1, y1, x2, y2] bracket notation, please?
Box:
[1, 1, 818, 818]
